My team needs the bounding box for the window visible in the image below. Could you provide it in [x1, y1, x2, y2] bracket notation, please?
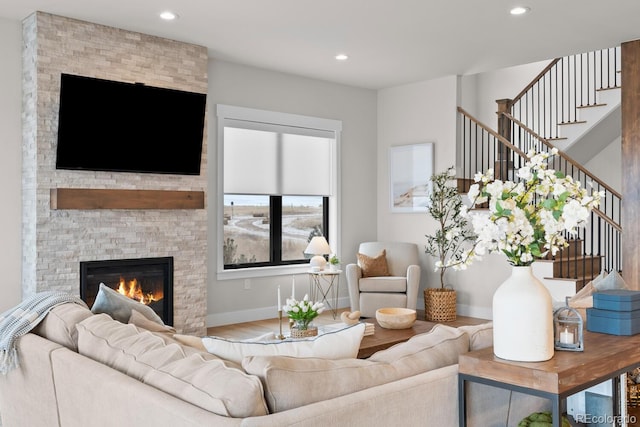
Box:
[217, 105, 341, 278]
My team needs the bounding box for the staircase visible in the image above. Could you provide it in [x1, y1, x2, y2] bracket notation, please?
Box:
[457, 46, 623, 301]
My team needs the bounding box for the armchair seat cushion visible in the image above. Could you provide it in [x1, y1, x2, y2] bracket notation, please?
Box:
[359, 277, 408, 293]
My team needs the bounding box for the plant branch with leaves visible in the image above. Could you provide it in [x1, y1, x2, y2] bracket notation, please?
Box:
[425, 166, 477, 289]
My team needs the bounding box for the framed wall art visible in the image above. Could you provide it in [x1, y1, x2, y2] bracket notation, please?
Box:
[389, 142, 433, 213]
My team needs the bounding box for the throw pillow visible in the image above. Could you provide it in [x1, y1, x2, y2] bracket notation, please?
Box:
[594, 270, 628, 291]
[202, 322, 366, 365]
[76, 314, 268, 418]
[91, 282, 164, 325]
[243, 323, 469, 413]
[357, 250, 390, 277]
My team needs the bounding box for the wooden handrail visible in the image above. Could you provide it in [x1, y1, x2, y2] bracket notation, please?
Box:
[456, 107, 529, 160]
[500, 112, 622, 200]
[510, 59, 560, 107]
[457, 107, 621, 232]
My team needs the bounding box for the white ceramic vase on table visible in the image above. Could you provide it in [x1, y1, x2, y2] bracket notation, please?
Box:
[493, 265, 554, 362]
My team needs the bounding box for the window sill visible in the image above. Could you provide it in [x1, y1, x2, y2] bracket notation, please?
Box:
[216, 264, 312, 281]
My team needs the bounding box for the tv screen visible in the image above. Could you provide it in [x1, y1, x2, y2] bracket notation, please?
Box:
[56, 73, 206, 175]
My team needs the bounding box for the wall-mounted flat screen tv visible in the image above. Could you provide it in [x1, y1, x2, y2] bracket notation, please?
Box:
[56, 73, 207, 175]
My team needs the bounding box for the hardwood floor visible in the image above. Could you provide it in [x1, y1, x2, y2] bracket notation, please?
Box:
[205, 309, 487, 339]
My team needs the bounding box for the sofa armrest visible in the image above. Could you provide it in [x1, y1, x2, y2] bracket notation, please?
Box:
[406, 264, 421, 310]
[346, 263, 362, 312]
[0, 334, 65, 427]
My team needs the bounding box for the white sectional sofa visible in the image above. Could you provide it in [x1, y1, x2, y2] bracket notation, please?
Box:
[0, 303, 548, 426]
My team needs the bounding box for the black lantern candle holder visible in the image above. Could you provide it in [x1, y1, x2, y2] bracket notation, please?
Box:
[553, 299, 584, 352]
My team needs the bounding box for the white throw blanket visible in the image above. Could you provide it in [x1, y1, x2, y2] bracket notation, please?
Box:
[0, 291, 87, 374]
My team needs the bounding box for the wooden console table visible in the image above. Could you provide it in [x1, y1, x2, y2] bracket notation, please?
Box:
[458, 330, 640, 427]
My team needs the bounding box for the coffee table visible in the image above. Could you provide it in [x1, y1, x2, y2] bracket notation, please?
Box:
[357, 316, 487, 358]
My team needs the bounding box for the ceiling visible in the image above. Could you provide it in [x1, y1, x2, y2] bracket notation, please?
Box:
[2, 0, 640, 89]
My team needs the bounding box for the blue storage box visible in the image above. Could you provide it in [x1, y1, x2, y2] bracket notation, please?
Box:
[593, 290, 640, 311]
[586, 307, 640, 335]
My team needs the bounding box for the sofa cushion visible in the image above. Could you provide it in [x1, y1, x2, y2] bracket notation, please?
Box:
[357, 250, 390, 277]
[128, 309, 176, 334]
[91, 282, 164, 325]
[33, 302, 93, 351]
[202, 323, 366, 365]
[76, 314, 268, 418]
[458, 322, 493, 351]
[368, 324, 469, 374]
[242, 323, 468, 412]
[359, 276, 407, 292]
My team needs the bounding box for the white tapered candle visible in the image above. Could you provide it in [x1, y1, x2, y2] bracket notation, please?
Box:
[277, 286, 282, 312]
[291, 276, 296, 299]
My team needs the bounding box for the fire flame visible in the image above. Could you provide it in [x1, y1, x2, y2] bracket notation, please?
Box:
[116, 277, 162, 305]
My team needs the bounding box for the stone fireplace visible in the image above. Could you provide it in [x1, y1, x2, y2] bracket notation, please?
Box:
[22, 12, 208, 335]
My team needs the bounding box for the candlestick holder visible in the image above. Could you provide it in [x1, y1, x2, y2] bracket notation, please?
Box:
[276, 310, 286, 340]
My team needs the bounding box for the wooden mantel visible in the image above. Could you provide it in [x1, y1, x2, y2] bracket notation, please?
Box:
[50, 188, 205, 210]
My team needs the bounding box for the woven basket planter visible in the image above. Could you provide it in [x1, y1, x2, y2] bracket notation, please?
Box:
[424, 288, 457, 322]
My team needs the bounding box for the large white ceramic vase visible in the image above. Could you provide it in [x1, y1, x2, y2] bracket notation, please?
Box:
[493, 266, 554, 362]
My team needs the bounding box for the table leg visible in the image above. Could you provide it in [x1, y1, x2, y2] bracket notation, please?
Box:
[458, 375, 467, 427]
[552, 396, 561, 427]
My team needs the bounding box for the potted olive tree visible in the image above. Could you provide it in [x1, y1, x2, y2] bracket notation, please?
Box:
[424, 166, 476, 321]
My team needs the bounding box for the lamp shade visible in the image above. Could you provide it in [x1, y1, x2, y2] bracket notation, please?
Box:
[305, 236, 331, 270]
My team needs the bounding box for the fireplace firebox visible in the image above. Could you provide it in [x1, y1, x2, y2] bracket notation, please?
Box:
[80, 257, 173, 325]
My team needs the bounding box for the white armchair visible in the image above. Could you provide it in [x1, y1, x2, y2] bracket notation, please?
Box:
[346, 242, 421, 318]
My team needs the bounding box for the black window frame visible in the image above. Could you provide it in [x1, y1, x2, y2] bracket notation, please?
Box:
[223, 195, 329, 270]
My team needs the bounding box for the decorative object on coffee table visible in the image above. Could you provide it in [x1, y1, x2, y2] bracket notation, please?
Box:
[424, 166, 476, 322]
[466, 149, 603, 362]
[340, 310, 361, 325]
[375, 308, 416, 329]
[284, 294, 324, 338]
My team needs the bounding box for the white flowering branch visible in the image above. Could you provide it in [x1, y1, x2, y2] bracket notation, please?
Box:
[465, 148, 604, 267]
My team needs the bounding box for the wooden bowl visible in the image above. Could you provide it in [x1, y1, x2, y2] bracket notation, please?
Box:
[375, 308, 417, 329]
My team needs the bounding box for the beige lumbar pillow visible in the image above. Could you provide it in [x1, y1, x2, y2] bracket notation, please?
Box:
[357, 250, 390, 277]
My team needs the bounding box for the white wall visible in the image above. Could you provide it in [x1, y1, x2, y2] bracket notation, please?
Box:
[0, 17, 22, 313]
[206, 59, 377, 326]
[462, 59, 549, 127]
[585, 137, 621, 193]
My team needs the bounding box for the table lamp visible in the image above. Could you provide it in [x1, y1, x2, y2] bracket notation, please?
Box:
[305, 236, 331, 270]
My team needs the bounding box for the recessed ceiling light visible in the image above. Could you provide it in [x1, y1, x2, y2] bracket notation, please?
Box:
[335, 54, 349, 61]
[510, 6, 530, 15]
[159, 11, 178, 21]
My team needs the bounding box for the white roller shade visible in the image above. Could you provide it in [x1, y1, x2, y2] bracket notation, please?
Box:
[223, 127, 278, 194]
[281, 134, 332, 195]
[223, 121, 334, 196]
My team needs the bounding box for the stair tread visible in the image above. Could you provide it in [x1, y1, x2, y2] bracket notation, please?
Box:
[558, 120, 587, 126]
[576, 103, 607, 109]
[596, 86, 621, 91]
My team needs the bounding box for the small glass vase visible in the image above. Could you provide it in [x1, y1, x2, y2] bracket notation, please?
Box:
[290, 319, 318, 338]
